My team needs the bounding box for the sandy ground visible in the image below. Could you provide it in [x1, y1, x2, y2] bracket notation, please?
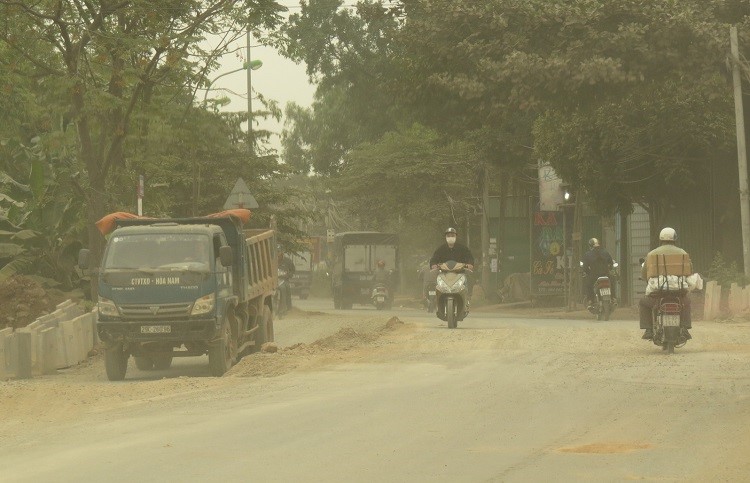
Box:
[1, 301, 749, 481]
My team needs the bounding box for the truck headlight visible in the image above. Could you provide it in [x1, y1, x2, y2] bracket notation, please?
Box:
[191, 294, 215, 316]
[98, 297, 119, 317]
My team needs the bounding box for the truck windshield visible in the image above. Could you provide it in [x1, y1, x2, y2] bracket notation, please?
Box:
[103, 234, 211, 270]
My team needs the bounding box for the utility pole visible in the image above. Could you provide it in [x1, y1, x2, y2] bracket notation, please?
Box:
[247, 29, 254, 154]
[481, 163, 490, 298]
[731, 25, 750, 276]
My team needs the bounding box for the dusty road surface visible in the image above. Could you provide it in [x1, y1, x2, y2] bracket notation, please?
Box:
[1, 299, 749, 482]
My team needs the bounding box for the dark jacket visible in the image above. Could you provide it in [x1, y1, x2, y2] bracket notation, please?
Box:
[582, 247, 613, 278]
[278, 256, 296, 280]
[430, 242, 475, 267]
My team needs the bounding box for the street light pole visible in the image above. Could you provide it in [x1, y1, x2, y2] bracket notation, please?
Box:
[247, 29, 253, 154]
[202, 66, 246, 105]
[195, 51, 261, 215]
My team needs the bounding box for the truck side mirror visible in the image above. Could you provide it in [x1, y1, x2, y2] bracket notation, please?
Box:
[219, 246, 233, 267]
[78, 249, 90, 270]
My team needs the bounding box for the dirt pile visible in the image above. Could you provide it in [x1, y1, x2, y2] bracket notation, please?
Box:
[0, 276, 60, 330]
[227, 318, 407, 378]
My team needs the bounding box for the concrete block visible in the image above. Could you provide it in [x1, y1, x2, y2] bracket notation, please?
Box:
[0, 328, 10, 380]
[18, 325, 42, 375]
[704, 281, 717, 320]
[59, 319, 78, 368]
[54, 325, 66, 369]
[729, 283, 740, 315]
[40, 327, 58, 375]
[37, 312, 62, 329]
[15, 331, 32, 379]
[4, 332, 18, 378]
[74, 315, 86, 362]
[56, 300, 74, 310]
[712, 283, 722, 318]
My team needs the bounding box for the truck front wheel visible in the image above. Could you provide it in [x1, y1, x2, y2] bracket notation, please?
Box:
[105, 343, 129, 381]
[208, 318, 236, 377]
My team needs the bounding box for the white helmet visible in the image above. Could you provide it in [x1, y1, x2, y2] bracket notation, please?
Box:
[659, 227, 676, 242]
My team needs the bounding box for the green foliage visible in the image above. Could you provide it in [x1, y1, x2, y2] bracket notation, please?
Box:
[0, 0, 287, 272]
[708, 252, 749, 289]
[0, 139, 85, 287]
[280, 0, 750, 234]
[334, 123, 477, 253]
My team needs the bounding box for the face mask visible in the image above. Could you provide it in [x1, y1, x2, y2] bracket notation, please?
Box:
[446, 236, 456, 245]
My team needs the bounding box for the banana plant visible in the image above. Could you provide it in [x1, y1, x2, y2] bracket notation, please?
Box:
[0, 138, 85, 289]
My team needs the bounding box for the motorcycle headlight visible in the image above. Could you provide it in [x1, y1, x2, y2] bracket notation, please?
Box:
[451, 277, 466, 291]
[98, 297, 119, 317]
[436, 278, 451, 292]
[191, 294, 215, 316]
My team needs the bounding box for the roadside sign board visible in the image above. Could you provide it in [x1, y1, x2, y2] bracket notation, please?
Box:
[223, 178, 259, 210]
[530, 211, 566, 297]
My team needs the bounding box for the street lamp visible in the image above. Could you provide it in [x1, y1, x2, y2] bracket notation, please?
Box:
[193, 59, 262, 216]
[201, 60, 263, 105]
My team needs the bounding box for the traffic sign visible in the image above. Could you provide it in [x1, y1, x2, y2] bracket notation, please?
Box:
[223, 178, 259, 209]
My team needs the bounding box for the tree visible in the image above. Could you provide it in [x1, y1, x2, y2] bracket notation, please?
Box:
[0, 0, 284, 298]
[334, 123, 477, 253]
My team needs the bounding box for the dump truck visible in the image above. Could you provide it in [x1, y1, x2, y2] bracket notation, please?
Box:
[79, 210, 277, 380]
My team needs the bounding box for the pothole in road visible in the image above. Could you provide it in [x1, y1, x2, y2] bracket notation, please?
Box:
[557, 442, 652, 454]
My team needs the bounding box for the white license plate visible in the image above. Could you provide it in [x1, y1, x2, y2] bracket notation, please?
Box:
[141, 325, 171, 334]
[428, 291, 436, 296]
[377, 296, 385, 302]
[662, 314, 680, 327]
[599, 288, 611, 296]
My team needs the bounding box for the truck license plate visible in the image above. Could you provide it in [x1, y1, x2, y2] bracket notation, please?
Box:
[141, 325, 171, 334]
[599, 288, 611, 296]
[428, 291, 436, 296]
[662, 314, 680, 327]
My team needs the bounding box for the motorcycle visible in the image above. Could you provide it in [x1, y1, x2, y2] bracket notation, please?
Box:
[435, 261, 471, 329]
[274, 268, 290, 319]
[371, 283, 391, 310]
[581, 261, 619, 321]
[650, 295, 689, 353]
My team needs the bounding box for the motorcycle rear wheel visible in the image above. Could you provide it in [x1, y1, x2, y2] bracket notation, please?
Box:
[446, 298, 457, 329]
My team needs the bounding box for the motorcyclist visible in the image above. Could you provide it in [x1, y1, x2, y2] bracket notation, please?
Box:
[581, 237, 615, 309]
[277, 247, 296, 311]
[373, 259, 393, 303]
[639, 227, 694, 340]
[430, 227, 475, 302]
[373, 259, 390, 285]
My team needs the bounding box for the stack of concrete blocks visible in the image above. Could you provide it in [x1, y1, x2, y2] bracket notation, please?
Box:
[703, 281, 721, 320]
[0, 300, 98, 380]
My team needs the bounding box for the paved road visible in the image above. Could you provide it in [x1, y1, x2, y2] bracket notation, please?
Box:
[1, 299, 749, 482]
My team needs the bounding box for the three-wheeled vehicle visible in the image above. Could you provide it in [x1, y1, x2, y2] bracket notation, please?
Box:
[330, 232, 399, 309]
